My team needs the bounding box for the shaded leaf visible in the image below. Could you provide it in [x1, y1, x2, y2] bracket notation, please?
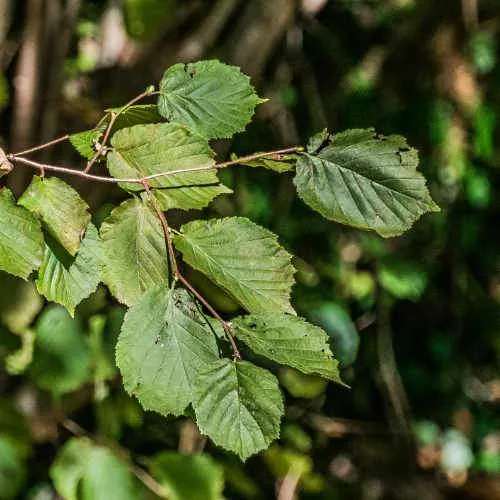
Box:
[19, 176, 91, 255]
[36, 224, 102, 316]
[50, 437, 143, 500]
[278, 367, 328, 399]
[107, 122, 218, 192]
[173, 217, 295, 314]
[294, 129, 440, 237]
[193, 359, 284, 460]
[116, 286, 219, 416]
[5, 329, 35, 375]
[307, 302, 360, 367]
[158, 60, 264, 139]
[100, 198, 169, 306]
[28, 306, 90, 395]
[150, 451, 224, 500]
[0, 188, 44, 279]
[232, 314, 342, 382]
[0, 436, 25, 500]
[0, 272, 43, 334]
[124, 0, 174, 42]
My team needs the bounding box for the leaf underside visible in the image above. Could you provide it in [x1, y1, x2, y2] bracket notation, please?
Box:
[232, 313, 342, 382]
[294, 128, 439, 237]
[193, 358, 284, 461]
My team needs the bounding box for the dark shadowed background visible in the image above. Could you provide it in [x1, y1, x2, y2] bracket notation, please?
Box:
[0, 1, 499, 499]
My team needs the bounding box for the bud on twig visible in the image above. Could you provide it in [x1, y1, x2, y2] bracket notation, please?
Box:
[0, 148, 13, 178]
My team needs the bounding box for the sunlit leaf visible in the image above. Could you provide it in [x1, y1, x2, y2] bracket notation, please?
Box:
[107, 122, 219, 192]
[152, 183, 232, 211]
[173, 217, 295, 314]
[19, 176, 91, 255]
[158, 60, 265, 139]
[100, 198, 169, 306]
[36, 224, 102, 316]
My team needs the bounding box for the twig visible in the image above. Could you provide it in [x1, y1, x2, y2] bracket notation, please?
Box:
[8, 146, 301, 185]
[143, 183, 242, 360]
[178, 274, 242, 360]
[61, 418, 167, 498]
[84, 87, 159, 173]
[376, 289, 413, 448]
[12, 134, 70, 157]
[142, 181, 179, 278]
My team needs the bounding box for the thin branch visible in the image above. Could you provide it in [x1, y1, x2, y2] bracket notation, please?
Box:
[143, 183, 241, 360]
[84, 88, 159, 173]
[8, 146, 301, 185]
[178, 274, 242, 360]
[12, 134, 70, 157]
[143, 181, 179, 278]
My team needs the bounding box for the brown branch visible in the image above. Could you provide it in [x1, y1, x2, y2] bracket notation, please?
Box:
[12, 134, 70, 157]
[143, 183, 242, 360]
[142, 181, 179, 279]
[8, 146, 301, 185]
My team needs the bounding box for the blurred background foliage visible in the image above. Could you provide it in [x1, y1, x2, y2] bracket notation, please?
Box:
[0, 0, 499, 498]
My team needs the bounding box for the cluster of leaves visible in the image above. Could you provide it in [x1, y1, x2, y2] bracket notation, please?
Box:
[0, 60, 438, 465]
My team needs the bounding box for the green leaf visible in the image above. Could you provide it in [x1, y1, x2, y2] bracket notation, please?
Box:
[36, 224, 102, 316]
[174, 217, 295, 314]
[0, 435, 25, 500]
[5, 329, 35, 375]
[278, 367, 327, 399]
[70, 129, 102, 160]
[70, 105, 163, 160]
[0, 188, 44, 279]
[307, 302, 359, 367]
[232, 314, 342, 382]
[28, 306, 91, 395]
[50, 437, 143, 500]
[116, 286, 219, 416]
[105, 104, 163, 130]
[124, 0, 174, 42]
[100, 198, 169, 306]
[0, 272, 43, 334]
[193, 359, 284, 460]
[152, 183, 232, 211]
[294, 129, 440, 237]
[158, 60, 265, 139]
[107, 122, 219, 193]
[150, 451, 224, 500]
[231, 153, 296, 173]
[19, 176, 91, 255]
